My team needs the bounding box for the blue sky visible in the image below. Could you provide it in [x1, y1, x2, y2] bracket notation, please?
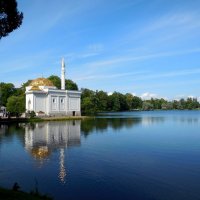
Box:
[0, 0, 200, 100]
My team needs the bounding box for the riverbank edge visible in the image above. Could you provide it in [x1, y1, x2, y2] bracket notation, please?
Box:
[0, 116, 94, 123]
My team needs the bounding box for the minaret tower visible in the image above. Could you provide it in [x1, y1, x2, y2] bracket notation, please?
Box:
[61, 58, 65, 90]
[59, 148, 66, 184]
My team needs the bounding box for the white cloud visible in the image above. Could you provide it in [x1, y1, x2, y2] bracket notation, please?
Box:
[107, 92, 113, 96]
[132, 93, 136, 96]
[140, 92, 158, 100]
[188, 95, 195, 99]
[140, 93, 169, 100]
[174, 95, 198, 101]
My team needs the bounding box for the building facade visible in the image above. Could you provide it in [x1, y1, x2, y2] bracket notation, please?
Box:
[25, 59, 81, 116]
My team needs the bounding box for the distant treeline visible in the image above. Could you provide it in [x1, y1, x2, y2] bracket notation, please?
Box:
[0, 76, 200, 116]
[81, 88, 200, 115]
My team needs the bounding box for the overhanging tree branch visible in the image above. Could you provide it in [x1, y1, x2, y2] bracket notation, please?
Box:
[0, 0, 23, 39]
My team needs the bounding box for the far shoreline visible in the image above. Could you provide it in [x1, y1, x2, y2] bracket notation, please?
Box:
[1, 109, 200, 124]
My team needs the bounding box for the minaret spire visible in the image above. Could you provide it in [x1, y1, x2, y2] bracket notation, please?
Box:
[61, 58, 65, 90]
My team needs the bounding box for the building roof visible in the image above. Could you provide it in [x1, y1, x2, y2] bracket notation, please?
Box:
[30, 85, 41, 91]
[29, 78, 54, 87]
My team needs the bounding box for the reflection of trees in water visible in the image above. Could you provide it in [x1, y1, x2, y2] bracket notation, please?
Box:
[173, 117, 199, 124]
[1, 115, 199, 142]
[0, 123, 25, 154]
[81, 115, 200, 136]
[0, 123, 25, 142]
[0, 124, 8, 135]
[81, 118, 142, 136]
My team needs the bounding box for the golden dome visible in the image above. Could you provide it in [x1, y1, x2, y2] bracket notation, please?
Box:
[31, 146, 51, 160]
[29, 78, 54, 87]
[30, 86, 41, 91]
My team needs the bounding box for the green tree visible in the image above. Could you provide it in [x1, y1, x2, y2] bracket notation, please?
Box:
[65, 79, 78, 90]
[107, 92, 130, 111]
[81, 97, 96, 115]
[161, 102, 173, 110]
[125, 93, 133, 110]
[172, 100, 179, 109]
[109, 92, 121, 111]
[6, 95, 25, 117]
[81, 88, 95, 98]
[81, 89, 98, 115]
[96, 90, 108, 111]
[132, 96, 143, 109]
[48, 75, 61, 88]
[142, 101, 154, 111]
[185, 98, 199, 109]
[0, 0, 23, 39]
[180, 98, 186, 109]
[192, 98, 200, 109]
[21, 80, 32, 92]
[48, 75, 78, 90]
[119, 93, 128, 111]
[0, 82, 15, 106]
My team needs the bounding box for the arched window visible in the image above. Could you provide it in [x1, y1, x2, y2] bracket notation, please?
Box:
[28, 100, 31, 110]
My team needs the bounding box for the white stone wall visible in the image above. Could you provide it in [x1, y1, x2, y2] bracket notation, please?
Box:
[48, 91, 67, 115]
[34, 93, 46, 113]
[26, 88, 81, 116]
[67, 91, 81, 116]
[69, 97, 79, 111]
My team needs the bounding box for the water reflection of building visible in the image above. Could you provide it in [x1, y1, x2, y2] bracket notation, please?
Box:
[25, 120, 81, 183]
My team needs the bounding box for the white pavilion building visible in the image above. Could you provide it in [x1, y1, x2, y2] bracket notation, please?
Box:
[24, 120, 81, 183]
[25, 59, 81, 116]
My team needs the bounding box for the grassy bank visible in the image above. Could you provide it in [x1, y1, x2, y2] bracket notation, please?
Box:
[0, 187, 52, 200]
[28, 115, 93, 122]
[0, 116, 93, 123]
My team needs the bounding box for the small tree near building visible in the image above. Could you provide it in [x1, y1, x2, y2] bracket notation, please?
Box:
[6, 95, 25, 117]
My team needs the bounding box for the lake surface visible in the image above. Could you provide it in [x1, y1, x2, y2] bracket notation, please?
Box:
[1, 111, 200, 200]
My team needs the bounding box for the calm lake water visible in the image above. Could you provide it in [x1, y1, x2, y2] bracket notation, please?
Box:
[1, 111, 200, 200]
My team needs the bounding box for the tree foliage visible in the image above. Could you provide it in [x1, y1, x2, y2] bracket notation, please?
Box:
[48, 75, 61, 89]
[132, 96, 143, 109]
[48, 75, 78, 90]
[81, 89, 200, 114]
[65, 79, 78, 90]
[6, 95, 25, 117]
[0, 0, 23, 39]
[96, 91, 108, 111]
[0, 82, 15, 106]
